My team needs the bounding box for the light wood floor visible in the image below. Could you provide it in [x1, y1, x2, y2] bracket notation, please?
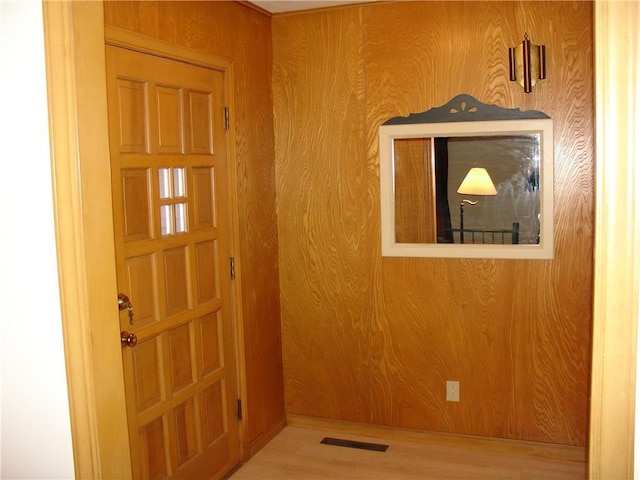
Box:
[229, 426, 587, 479]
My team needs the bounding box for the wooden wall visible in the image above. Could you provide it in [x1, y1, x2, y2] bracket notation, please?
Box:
[104, 1, 285, 451]
[273, 1, 593, 446]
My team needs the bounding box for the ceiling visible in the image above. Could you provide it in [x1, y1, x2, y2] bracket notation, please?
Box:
[249, 1, 374, 14]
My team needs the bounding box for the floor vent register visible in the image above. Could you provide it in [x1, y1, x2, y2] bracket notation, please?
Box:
[320, 437, 389, 452]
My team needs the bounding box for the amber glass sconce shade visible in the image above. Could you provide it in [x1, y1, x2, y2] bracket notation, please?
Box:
[509, 33, 546, 93]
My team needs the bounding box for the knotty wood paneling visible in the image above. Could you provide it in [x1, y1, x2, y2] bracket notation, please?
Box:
[104, 1, 285, 450]
[273, 1, 593, 446]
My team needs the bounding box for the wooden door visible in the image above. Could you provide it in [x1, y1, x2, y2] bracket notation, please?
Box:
[105, 45, 240, 480]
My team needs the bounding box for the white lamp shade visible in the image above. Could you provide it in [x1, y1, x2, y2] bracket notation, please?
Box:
[456, 167, 497, 196]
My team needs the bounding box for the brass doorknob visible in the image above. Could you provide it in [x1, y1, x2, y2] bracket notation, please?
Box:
[121, 331, 138, 348]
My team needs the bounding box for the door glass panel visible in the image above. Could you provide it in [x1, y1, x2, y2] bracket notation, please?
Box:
[160, 204, 173, 236]
[160, 167, 188, 236]
[173, 167, 186, 198]
[175, 203, 187, 234]
[159, 168, 171, 199]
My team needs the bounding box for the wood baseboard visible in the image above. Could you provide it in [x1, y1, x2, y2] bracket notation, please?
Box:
[286, 414, 587, 464]
[247, 414, 287, 458]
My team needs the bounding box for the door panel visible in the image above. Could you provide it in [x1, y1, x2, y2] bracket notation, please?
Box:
[106, 45, 240, 480]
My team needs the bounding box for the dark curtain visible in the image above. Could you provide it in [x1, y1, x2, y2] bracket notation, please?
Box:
[434, 137, 453, 242]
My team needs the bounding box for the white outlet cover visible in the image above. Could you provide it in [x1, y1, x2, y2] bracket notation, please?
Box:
[446, 380, 460, 402]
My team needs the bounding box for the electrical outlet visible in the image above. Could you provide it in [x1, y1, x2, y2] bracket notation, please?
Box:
[446, 380, 460, 402]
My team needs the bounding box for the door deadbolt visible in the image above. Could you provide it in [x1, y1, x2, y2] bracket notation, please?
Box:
[117, 293, 134, 325]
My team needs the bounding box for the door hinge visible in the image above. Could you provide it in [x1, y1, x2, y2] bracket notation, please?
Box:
[236, 399, 243, 420]
[224, 106, 230, 130]
[230, 256, 236, 280]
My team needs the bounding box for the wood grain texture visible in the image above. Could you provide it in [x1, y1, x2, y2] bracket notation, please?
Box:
[273, 1, 593, 446]
[43, 3, 132, 477]
[231, 425, 586, 480]
[273, 7, 373, 423]
[104, 1, 285, 451]
[394, 139, 435, 243]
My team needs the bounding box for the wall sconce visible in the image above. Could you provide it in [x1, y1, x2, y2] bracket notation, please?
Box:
[457, 167, 497, 244]
[509, 33, 546, 93]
